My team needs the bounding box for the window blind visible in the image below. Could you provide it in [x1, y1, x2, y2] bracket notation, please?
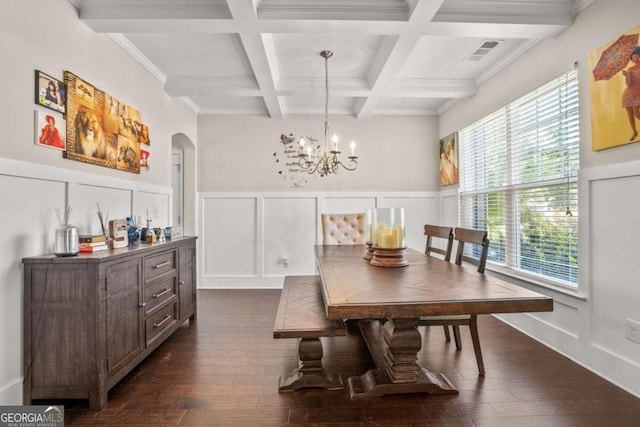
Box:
[459, 68, 579, 285]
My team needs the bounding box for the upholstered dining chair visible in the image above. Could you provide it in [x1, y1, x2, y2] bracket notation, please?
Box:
[421, 225, 455, 341]
[321, 213, 366, 245]
[418, 226, 490, 376]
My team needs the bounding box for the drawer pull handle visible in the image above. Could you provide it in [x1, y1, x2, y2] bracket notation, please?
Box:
[154, 314, 172, 328]
[152, 260, 171, 269]
[153, 288, 171, 299]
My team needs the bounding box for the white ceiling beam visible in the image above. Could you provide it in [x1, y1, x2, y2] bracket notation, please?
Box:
[77, 0, 232, 19]
[226, 0, 283, 118]
[165, 77, 262, 97]
[80, 19, 238, 34]
[355, 0, 445, 118]
[82, 18, 567, 40]
[257, 0, 411, 21]
[390, 79, 477, 98]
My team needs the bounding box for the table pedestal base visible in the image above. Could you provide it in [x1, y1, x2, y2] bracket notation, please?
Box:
[278, 337, 344, 392]
[348, 368, 456, 398]
[348, 319, 457, 398]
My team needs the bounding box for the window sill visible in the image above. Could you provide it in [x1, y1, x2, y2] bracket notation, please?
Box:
[486, 263, 587, 301]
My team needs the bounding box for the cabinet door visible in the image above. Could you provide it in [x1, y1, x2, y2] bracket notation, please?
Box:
[178, 243, 196, 320]
[106, 258, 143, 377]
[25, 264, 93, 397]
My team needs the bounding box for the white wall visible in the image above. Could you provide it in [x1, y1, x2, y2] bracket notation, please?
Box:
[0, 0, 197, 404]
[197, 115, 440, 192]
[439, 0, 640, 397]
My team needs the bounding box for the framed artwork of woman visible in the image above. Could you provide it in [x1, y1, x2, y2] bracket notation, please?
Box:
[35, 70, 66, 114]
[439, 132, 458, 186]
[35, 110, 66, 151]
[588, 24, 640, 150]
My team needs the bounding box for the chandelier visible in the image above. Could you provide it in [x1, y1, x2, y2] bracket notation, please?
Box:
[293, 50, 358, 177]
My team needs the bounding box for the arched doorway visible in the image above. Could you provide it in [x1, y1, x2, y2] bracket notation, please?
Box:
[171, 133, 196, 236]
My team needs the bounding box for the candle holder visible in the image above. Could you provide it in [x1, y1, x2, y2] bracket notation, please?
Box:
[363, 209, 375, 261]
[370, 246, 409, 267]
[369, 208, 408, 267]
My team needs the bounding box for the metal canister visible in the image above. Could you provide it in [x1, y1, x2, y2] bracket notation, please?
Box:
[54, 224, 79, 256]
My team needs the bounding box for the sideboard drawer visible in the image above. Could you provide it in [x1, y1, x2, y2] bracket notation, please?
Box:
[145, 302, 178, 347]
[144, 250, 177, 282]
[144, 275, 177, 315]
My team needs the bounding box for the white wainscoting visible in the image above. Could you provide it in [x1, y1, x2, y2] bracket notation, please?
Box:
[197, 191, 441, 288]
[0, 158, 172, 405]
[495, 159, 640, 398]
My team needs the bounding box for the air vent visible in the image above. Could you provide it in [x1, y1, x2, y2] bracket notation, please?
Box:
[464, 40, 504, 62]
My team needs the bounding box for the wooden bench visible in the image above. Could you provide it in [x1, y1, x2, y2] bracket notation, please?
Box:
[273, 275, 347, 391]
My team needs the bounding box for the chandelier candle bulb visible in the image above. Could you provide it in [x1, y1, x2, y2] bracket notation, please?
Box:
[350, 141, 356, 157]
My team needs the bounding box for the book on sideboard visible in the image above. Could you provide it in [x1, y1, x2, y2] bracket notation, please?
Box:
[79, 241, 107, 247]
[78, 243, 108, 253]
[79, 234, 107, 244]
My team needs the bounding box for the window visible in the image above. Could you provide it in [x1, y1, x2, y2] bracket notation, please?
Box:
[458, 68, 579, 286]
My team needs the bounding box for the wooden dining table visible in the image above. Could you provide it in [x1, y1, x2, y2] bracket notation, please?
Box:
[315, 244, 553, 398]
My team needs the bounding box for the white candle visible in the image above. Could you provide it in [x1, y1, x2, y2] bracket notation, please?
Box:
[350, 141, 356, 156]
[332, 134, 339, 151]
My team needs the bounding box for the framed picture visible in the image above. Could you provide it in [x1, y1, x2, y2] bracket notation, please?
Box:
[35, 70, 66, 114]
[64, 70, 143, 174]
[588, 24, 640, 150]
[34, 110, 66, 151]
[116, 135, 140, 174]
[140, 146, 150, 171]
[439, 132, 458, 186]
[139, 123, 150, 145]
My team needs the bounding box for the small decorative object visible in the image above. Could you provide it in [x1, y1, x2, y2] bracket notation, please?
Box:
[154, 227, 165, 242]
[146, 230, 157, 243]
[126, 217, 140, 245]
[108, 219, 128, 248]
[35, 70, 66, 114]
[370, 208, 408, 267]
[363, 209, 374, 261]
[54, 206, 79, 257]
[96, 203, 109, 240]
[164, 227, 172, 240]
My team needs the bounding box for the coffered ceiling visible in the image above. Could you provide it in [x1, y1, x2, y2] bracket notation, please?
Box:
[69, 0, 591, 117]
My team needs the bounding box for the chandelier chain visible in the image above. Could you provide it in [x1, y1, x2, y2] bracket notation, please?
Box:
[325, 53, 329, 122]
[279, 50, 358, 178]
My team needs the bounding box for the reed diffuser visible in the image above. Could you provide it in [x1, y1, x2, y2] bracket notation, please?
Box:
[54, 206, 79, 256]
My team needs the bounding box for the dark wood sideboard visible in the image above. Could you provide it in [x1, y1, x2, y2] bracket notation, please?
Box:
[22, 236, 197, 409]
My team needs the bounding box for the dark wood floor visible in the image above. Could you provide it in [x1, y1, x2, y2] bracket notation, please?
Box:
[57, 289, 640, 426]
